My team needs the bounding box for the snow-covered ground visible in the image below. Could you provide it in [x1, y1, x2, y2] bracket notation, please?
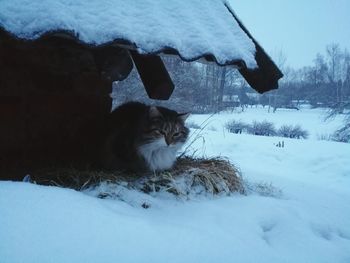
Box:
[1, 107, 350, 263]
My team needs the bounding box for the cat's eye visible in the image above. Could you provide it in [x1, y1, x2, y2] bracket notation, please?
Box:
[172, 132, 181, 138]
[154, 129, 165, 136]
[148, 129, 162, 135]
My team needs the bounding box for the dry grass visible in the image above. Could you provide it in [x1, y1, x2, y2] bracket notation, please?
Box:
[31, 156, 245, 197]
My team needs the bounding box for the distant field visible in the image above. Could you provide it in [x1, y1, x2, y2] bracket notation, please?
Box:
[188, 106, 346, 140]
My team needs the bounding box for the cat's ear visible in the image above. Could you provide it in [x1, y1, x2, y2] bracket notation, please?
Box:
[149, 106, 162, 118]
[178, 113, 190, 122]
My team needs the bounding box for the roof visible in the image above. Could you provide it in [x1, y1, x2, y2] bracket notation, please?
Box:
[0, 0, 283, 95]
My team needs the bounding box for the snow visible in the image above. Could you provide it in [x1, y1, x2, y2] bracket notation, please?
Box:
[188, 106, 345, 140]
[0, 0, 257, 68]
[1, 107, 350, 263]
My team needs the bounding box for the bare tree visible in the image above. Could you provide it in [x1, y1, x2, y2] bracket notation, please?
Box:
[326, 43, 342, 83]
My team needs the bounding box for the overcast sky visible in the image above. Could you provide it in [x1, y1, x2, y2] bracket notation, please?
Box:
[231, 0, 350, 69]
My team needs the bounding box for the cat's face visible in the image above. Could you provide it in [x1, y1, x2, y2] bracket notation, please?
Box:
[141, 106, 189, 147]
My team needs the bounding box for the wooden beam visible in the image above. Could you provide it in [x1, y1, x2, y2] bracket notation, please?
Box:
[130, 51, 174, 100]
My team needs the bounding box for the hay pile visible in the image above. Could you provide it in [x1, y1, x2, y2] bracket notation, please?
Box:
[30, 157, 245, 198]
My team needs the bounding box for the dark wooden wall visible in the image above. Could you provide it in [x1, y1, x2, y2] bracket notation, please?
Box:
[0, 33, 132, 180]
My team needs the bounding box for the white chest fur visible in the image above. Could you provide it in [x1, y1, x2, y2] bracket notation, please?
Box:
[137, 138, 183, 171]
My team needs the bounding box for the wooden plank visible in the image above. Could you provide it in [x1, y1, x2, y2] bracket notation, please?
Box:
[130, 51, 174, 100]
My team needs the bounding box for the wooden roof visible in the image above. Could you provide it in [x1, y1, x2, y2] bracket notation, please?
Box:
[0, 0, 283, 98]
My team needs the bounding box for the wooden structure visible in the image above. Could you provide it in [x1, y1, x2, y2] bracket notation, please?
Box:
[0, 1, 283, 180]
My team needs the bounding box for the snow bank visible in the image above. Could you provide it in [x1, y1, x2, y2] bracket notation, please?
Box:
[1, 173, 349, 263]
[0, 0, 257, 68]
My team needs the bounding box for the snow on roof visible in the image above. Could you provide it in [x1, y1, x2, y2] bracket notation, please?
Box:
[0, 0, 257, 69]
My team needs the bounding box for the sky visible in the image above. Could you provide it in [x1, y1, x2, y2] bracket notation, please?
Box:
[231, 0, 350, 69]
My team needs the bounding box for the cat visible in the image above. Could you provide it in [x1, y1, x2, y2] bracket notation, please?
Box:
[100, 101, 189, 172]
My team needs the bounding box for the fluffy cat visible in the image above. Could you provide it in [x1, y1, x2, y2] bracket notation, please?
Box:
[100, 102, 189, 172]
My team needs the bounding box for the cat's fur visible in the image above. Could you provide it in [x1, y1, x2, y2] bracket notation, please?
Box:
[100, 102, 189, 172]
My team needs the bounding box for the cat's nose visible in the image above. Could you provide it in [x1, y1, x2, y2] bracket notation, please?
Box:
[165, 137, 172, 146]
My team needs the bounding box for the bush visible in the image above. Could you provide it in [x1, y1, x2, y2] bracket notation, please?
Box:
[332, 123, 350, 143]
[225, 120, 310, 140]
[248, 121, 277, 136]
[278, 125, 309, 139]
[225, 120, 249, 134]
